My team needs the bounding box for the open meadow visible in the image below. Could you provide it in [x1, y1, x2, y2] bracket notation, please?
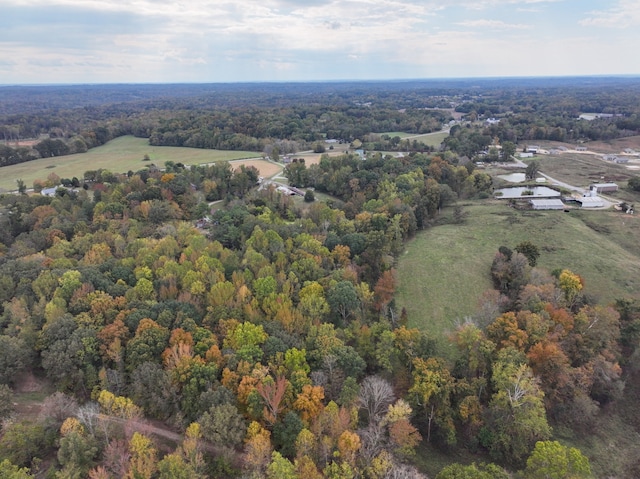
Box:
[405, 130, 450, 148]
[378, 130, 449, 148]
[228, 159, 282, 178]
[0, 136, 259, 192]
[531, 152, 636, 187]
[396, 201, 640, 339]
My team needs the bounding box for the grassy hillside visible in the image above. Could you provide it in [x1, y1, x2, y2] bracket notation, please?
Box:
[0, 136, 259, 192]
[396, 201, 640, 337]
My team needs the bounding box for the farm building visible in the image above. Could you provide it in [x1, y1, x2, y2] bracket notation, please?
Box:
[518, 152, 534, 158]
[276, 186, 296, 196]
[525, 145, 540, 153]
[530, 199, 565, 210]
[603, 154, 619, 162]
[41, 187, 59, 197]
[614, 157, 629, 164]
[590, 183, 619, 193]
[576, 146, 588, 151]
[576, 197, 605, 208]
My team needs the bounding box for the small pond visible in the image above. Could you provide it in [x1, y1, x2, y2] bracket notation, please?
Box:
[494, 186, 561, 199]
[498, 172, 526, 183]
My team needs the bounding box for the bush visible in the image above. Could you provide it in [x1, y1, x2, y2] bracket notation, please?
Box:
[304, 189, 315, 202]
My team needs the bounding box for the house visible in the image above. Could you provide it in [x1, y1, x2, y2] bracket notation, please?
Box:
[576, 146, 588, 152]
[590, 183, 619, 193]
[624, 148, 636, 154]
[530, 199, 565, 210]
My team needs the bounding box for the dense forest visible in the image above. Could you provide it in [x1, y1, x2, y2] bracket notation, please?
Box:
[1, 79, 640, 478]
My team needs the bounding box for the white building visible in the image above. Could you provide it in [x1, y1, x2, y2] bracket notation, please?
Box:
[576, 197, 605, 208]
[530, 199, 565, 210]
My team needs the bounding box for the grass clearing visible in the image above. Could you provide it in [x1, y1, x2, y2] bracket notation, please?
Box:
[407, 130, 450, 148]
[532, 153, 634, 186]
[374, 130, 450, 147]
[396, 201, 640, 338]
[229, 159, 282, 179]
[0, 135, 259, 193]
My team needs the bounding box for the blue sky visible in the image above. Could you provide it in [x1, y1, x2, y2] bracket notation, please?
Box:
[1, 0, 639, 84]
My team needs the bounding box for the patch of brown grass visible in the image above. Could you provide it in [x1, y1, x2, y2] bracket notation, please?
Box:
[229, 159, 282, 178]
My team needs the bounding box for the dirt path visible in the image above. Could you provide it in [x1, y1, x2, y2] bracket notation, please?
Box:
[12, 373, 245, 469]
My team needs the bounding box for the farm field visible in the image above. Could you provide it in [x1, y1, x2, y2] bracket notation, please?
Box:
[396, 201, 640, 339]
[406, 130, 449, 147]
[0, 135, 259, 192]
[377, 129, 449, 147]
[294, 146, 350, 165]
[228, 159, 282, 178]
[534, 135, 640, 154]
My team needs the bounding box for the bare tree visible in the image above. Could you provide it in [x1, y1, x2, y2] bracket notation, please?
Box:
[358, 423, 386, 463]
[359, 376, 395, 425]
[76, 402, 100, 436]
[38, 392, 78, 427]
[386, 462, 429, 479]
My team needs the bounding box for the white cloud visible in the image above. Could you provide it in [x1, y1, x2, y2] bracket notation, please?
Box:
[580, 0, 640, 28]
[458, 0, 560, 11]
[1, 0, 639, 82]
[455, 19, 531, 29]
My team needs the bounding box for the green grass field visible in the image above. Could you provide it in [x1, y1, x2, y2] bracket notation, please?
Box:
[396, 201, 640, 338]
[377, 130, 449, 148]
[0, 136, 259, 192]
[407, 131, 450, 148]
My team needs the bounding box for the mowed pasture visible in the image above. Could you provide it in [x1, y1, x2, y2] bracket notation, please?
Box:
[378, 130, 449, 148]
[0, 136, 259, 192]
[396, 202, 640, 339]
[406, 130, 449, 148]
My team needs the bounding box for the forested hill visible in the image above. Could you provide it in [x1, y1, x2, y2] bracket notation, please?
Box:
[0, 149, 638, 477]
[1, 79, 640, 478]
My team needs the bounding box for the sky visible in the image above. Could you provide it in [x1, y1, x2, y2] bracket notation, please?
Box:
[1, 0, 639, 84]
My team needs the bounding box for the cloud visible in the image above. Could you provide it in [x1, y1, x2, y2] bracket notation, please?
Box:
[455, 19, 531, 29]
[580, 0, 640, 28]
[1, 0, 639, 82]
[457, 0, 560, 11]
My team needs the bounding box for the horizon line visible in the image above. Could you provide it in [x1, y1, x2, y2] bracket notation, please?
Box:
[2, 74, 640, 88]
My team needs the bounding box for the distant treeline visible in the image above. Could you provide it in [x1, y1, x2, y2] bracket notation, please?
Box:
[2, 78, 640, 168]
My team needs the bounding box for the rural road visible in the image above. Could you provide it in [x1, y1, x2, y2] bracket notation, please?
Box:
[502, 155, 617, 209]
[538, 172, 616, 209]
